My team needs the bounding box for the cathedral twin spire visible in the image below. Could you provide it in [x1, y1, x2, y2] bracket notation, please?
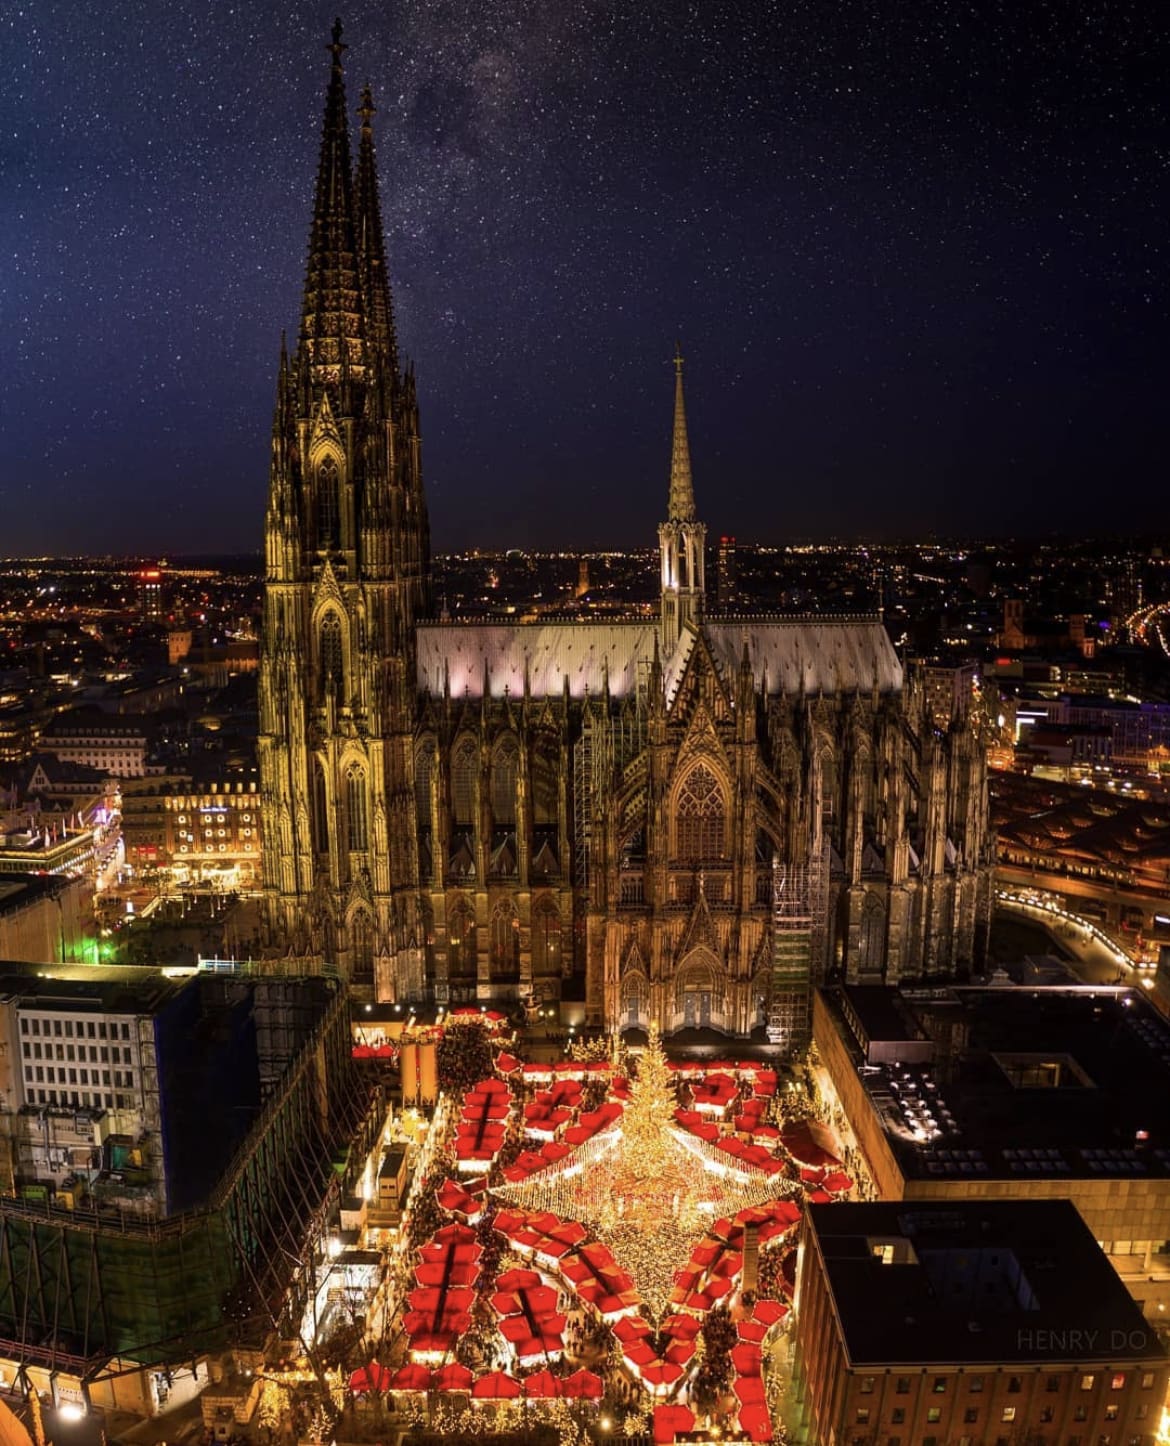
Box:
[298, 18, 398, 386]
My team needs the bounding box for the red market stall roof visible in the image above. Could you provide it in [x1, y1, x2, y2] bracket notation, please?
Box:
[471, 1370, 522, 1401]
[433, 1362, 474, 1392]
[523, 1368, 562, 1398]
[348, 1361, 392, 1393]
[780, 1116, 843, 1167]
[390, 1363, 432, 1392]
[653, 1403, 696, 1444]
[561, 1369, 604, 1400]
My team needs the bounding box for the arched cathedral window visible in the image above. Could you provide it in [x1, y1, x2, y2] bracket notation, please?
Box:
[414, 738, 436, 829]
[490, 902, 520, 982]
[532, 899, 562, 979]
[317, 456, 339, 548]
[858, 895, 886, 974]
[346, 766, 368, 851]
[319, 613, 343, 701]
[350, 909, 373, 983]
[452, 738, 477, 828]
[532, 735, 558, 826]
[448, 904, 476, 983]
[312, 762, 329, 854]
[491, 736, 518, 827]
[676, 763, 725, 863]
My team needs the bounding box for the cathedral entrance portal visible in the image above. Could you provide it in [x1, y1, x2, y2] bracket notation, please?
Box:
[682, 988, 712, 1030]
[672, 950, 723, 1034]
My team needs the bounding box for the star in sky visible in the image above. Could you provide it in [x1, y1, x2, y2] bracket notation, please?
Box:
[1, 1, 1167, 554]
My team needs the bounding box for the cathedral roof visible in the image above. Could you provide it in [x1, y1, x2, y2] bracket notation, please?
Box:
[702, 619, 902, 696]
[416, 615, 901, 701]
[417, 621, 658, 700]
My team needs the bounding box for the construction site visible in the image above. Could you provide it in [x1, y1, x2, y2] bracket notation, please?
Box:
[0, 964, 382, 1418]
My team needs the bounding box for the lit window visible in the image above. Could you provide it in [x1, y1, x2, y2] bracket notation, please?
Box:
[1081, 1376, 1095, 1392]
[1002, 1407, 1016, 1423]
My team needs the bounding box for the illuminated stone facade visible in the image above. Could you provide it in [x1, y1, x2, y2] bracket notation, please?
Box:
[260, 27, 994, 1027]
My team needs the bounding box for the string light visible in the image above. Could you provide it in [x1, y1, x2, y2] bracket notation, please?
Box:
[495, 1023, 797, 1319]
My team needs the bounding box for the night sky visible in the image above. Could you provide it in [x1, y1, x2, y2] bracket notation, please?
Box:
[2, 1, 1167, 557]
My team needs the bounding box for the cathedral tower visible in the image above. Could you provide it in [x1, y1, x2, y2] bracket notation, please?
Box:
[258, 22, 431, 994]
[658, 345, 706, 654]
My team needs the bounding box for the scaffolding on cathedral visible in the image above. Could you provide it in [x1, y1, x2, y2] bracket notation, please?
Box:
[768, 845, 826, 1058]
[573, 716, 594, 888]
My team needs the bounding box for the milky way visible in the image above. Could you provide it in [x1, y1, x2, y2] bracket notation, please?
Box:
[1, 0, 1167, 554]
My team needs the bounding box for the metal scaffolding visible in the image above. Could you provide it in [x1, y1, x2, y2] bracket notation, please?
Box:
[768, 839, 827, 1059]
[0, 979, 378, 1382]
[573, 714, 594, 889]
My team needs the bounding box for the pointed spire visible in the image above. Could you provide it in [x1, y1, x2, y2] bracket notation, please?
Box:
[667, 341, 696, 522]
[355, 82, 400, 377]
[299, 18, 366, 384]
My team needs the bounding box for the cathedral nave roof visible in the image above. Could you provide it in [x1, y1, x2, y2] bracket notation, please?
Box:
[416, 614, 901, 702]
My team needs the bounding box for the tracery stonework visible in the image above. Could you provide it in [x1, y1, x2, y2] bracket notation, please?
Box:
[260, 26, 995, 1030]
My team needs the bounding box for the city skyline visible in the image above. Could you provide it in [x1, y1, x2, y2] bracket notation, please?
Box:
[2, 1, 1167, 556]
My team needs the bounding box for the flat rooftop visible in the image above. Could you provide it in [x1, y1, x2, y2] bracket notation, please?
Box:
[822, 985, 1170, 1181]
[0, 961, 186, 1015]
[808, 1199, 1166, 1366]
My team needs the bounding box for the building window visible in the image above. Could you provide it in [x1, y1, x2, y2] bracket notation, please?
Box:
[447, 907, 476, 983]
[319, 611, 343, 700]
[414, 737, 436, 829]
[1110, 1375, 1125, 1392]
[1002, 1408, 1017, 1424]
[1141, 1374, 1155, 1390]
[891, 1410, 905, 1425]
[676, 763, 725, 862]
[346, 766, 368, 851]
[927, 1409, 941, 1424]
[1048, 1376, 1062, 1392]
[932, 1379, 947, 1395]
[1008, 1378, 1022, 1394]
[1075, 1406, 1088, 1422]
[532, 900, 562, 979]
[490, 902, 519, 982]
[1041, 1407, 1054, 1423]
[1105, 1407, 1119, 1421]
[317, 456, 339, 548]
[1081, 1376, 1096, 1392]
[964, 1409, 978, 1424]
[856, 1409, 870, 1425]
[859, 1378, 874, 1396]
[490, 735, 518, 826]
[313, 763, 329, 853]
[452, 738, 478, 828]
[895, 1378, 910, 1395]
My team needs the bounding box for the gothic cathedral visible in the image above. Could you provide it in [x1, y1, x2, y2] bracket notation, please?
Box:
[260, 26, 994, 1036]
